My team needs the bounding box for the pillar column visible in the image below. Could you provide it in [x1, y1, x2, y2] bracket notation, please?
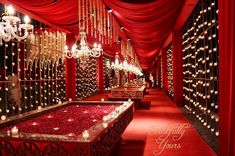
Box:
[172, 31, 183, 106]
[65, 34, 77, 101]
[218, 0, 235, 155]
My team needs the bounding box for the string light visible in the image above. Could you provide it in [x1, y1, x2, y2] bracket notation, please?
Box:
[182, 0, 219, 137]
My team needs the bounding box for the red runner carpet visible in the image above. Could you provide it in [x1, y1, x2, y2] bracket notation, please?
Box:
[84, 90, 217, 156]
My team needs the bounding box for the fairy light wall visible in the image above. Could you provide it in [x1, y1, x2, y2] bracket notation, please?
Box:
[166, 45, 174, 98]
[103, 56, 112, 90]
[76, 57, 98, 100]
[0, 3, 67, 119]
[0, 22, 66, 118]
[182, 0, 219, 136]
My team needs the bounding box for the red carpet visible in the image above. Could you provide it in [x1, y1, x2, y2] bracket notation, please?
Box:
[84, 90, 217, 156]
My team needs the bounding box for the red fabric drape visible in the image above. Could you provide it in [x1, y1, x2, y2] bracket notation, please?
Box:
[162, 48, 168, 92]
[103, 0, 184, 70]
[1, 0, 186, 71]
[157, 57, 161, 87]
[98, 56, 104, 93]
[218, 0, 235, 155]
[65, 58, 76, 101]
[172, 31, 183, 106]
[65, 34, 77, 101]
[0, 0, 78, 33]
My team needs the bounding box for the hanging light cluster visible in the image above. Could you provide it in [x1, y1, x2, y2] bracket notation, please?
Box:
[106, 40, 143, 76]
[64, 0, 120, 59]
[64, 27, 103, 59]
[0, 25, 66, 118]
[76, 57, 98, 99]
[182, 0, 219, 137]
[0, 5, 33, 46]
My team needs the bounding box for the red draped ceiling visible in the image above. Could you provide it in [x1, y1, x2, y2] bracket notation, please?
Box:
[0, 0, 184, 70]
[103, 0, 184, 69]
[0, 0, 79, 33]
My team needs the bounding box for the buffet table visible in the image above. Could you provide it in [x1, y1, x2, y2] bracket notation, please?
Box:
[110, 87, 145, 99]
[0, 101, 133, 156]
[108, 86, 146, 109]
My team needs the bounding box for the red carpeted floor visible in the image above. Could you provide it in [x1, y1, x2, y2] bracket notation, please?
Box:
[84, 89, 217, 156]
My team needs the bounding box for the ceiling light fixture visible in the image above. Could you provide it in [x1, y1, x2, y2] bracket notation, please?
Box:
[64, 28, 103, 60]
[0, 5, 34, 46]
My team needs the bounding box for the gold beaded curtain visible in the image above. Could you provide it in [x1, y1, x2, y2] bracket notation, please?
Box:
[77, 0, 142, 73]
[121, 39, 141, 69]
[0, 11, 66, 117]
[77, 0, 119, 45]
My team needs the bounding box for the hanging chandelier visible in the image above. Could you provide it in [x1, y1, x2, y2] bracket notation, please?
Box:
[0, 5, 34, 46]
[110, 52, 123, 71]
[107, 52, 143, 76]
[64, 29, 103, 59]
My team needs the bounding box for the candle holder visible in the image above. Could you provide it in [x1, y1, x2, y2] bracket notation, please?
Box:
[82, 130, 89, 140]
[37, 106, 42, 110]
[1, 115, 7, 121]
[102, 115, 109, 122]
[11, 126, 18, 136]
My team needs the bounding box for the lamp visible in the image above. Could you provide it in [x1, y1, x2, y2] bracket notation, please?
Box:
[0, 5, 34, 46]
[111, 52, 123, 71]
[64, 28, 103, 60]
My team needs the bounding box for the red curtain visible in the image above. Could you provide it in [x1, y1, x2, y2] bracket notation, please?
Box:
[157, 57, 161, 88]
[162, 48, 168, 92]
[172, 31, 183, 106]
[1, 0, 185, 71]
[218, 0, 235, 155]
[65, 34, 77, 101]
[103, 0, 184, 70]
[0, 0, 78, 33]
[65, 58, 76, 101]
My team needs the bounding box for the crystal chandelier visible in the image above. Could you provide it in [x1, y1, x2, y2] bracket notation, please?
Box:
[64, 29, 103, 59]
[0, 5, 34, 46]
[110, 52, 123, 71]
[107, 52, 143, 76]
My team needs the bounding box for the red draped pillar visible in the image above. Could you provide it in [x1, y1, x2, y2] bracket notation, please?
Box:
[162, 48, 168, 92]
[172, 31, 183, 106]
[218, 0, 235, 155]
[98, 56, 104, 93]
[65, 34, 77, 101]
[65, 58, 76, 100]
[157, 57, 161, 88]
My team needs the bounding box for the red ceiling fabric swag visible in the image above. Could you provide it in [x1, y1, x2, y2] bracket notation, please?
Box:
[102, 0, 184, 70]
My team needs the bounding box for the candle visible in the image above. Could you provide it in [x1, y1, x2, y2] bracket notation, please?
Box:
[32, 122, 38, 126]
[11, 126, 18, 135]
[38, 106, 42, 110]
[1, 115, 6, 121]
[102, 122, 108, 128]
[128, 98, 132, 102]
[102, 116, 109, 122]
[101, 98, 104, 102]
[69, 98, 72, 101]
[82, 130, 89, 140]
